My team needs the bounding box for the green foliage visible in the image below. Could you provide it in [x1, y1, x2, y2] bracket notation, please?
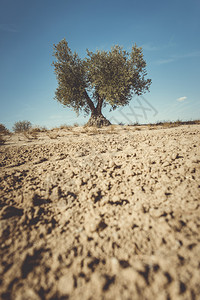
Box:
[52, 39, 89, 115]
[52, 39, 152, 115]
[12, 120, 32, 133]
[85, 45, 151, 108]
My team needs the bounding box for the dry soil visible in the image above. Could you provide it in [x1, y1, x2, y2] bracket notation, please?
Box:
[0, 125, 200, 300]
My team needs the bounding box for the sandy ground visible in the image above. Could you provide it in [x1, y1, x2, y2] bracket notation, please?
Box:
[0, 124, 200, 300]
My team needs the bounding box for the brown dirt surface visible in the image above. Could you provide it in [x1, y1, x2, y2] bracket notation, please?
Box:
[0, 124, 200, 299]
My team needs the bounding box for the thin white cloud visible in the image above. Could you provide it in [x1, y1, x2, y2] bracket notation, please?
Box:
[142, 39, 176, 52]
[142, 43, 160, 51]
[175, 51, 200, 59]
[155, 51, 200, 65]
[177, 96, 187, 102]
[156, 58, 175, 65]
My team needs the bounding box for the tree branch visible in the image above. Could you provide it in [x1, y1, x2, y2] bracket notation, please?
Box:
[84, 90, 95, 112]
[96, 97, 104, 114]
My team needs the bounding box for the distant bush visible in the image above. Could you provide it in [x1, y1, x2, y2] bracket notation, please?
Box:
[0, 135, 6, 145]
[38, 126, 47, 132]
[29, 126, 47, 133]
[59, 124, 72, 130]
[12, 120, 32, 133]
[29, 128, 41, 134]
[0, 123, 10, 135]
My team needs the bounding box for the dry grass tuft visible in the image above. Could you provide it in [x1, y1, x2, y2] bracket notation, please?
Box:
[51, 127, 60, 132]
[146, 119, 200, 130]
[47, 133, 60, 139]
[110, 124, 117, 131]
[23, 132, 37, 141]
[134, 126, 142, 131]
[59, 124, 72, 130]
[22, 126, 48, 140]
[30, 126, 47, 133]
[105, 125, 118, 134]
[148, 124, 156, 130]
[85, 127, 100, 135]
[0, 124, 10, 135]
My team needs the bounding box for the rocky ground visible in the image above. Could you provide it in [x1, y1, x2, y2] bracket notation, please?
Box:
[0, 124, 200, 300]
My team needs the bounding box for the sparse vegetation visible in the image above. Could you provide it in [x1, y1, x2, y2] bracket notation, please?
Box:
[23, 131, 38, 141]
[29, 126, 47, 133]
[154, 119, 200, 128]
[12, 120, 32, 133]
[0, 123, 10, 135]
[105, 125, 118, 134]
[59, 124, 72, 130]
[146, 119, 200, 130]
[0, 135, 6, 145]
[23, 132, 32, 141]
[47, 132, 60, 139]
[38, 126, 48, 132]
[0, 124, 10, 146]
[132, 126, 142, 131]
[24, 126, 46, 140]
[51, 127, 60, 132]
[2, 119, 198, 142]
[84, 126, 99, 135]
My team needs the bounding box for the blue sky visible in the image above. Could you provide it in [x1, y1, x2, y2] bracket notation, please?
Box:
[0, 0, 200, 130]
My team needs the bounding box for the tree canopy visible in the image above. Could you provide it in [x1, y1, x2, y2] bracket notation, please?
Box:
[52, 39, 151, 126]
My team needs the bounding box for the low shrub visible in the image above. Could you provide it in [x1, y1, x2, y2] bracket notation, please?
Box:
[29, 126, 43, 133]
[0, 135, 6, 145]
[59, 124, 72, 130]
[12, 120, 32, 133]
[0, 123, 10, 135]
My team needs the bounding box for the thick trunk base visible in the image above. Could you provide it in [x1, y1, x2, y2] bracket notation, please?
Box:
[86, 114, 111, 127]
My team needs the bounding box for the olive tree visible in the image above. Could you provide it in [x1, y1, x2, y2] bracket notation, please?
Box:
[52, 39, 151, 126]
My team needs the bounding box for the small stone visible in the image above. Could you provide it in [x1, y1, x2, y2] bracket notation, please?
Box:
[162, 161, 170, 167]
[109, 160, 115, 168]
[171, 153, 179, 160]
[15, 288, 40, 300]
[191, 155, 200, 163]
[149, 208, 162, 218]
[57, 274, 74, 295]
[111, 257, 119, 274]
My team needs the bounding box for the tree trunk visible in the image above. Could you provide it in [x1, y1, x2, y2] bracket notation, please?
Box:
[86, 98, 111, 127]
[85, 92, 111, 127]
[86, 110, 111, 127]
